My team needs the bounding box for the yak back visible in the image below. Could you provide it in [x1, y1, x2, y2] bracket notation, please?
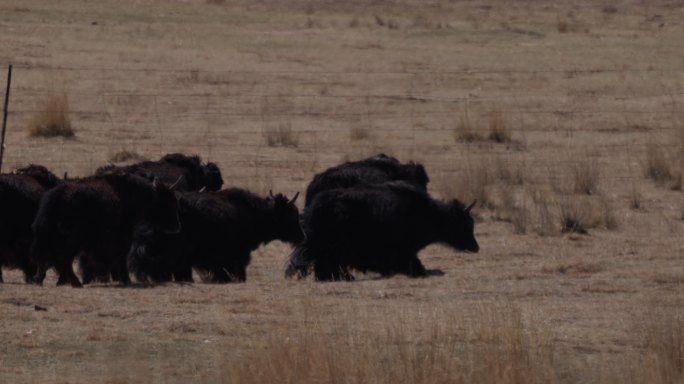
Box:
[305, 153, 429, 207]
[0, 165, 62, 238]
[96, 153, 223, 192]
[182, 187, 302, 247]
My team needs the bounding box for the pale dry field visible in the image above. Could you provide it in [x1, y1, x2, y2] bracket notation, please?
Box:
[0, 1, 683, 383]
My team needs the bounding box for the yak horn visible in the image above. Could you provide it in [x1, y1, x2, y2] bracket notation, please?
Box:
[198, 186, 206, 193]
[465, 200, 477, 213]
[289, 192, 300, 204]
[169, 175, 183, 190]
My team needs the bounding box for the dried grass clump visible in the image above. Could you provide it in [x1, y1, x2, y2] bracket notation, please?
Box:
[559, 198, 590, 234]
[28, 92, 75, 138]
[644, 144, 676, 185]
[350, 126, 371, 141]
[458, 162, 495, 209]
[264, 123, 299, 147]
[531, 189, 558, 236]
[487, 110, 512, 143]
[494, 157, 525, 185]
[572, 159, 599, 195]
[108, 150, 147, 164]
[230, 305, 557, 384]
[454, 109, 482, 143]
[558, 195, 617, 234]
[630, 185, 642, 210]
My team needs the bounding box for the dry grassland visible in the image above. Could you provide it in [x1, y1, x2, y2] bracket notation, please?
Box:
[0, 0, 683, 382]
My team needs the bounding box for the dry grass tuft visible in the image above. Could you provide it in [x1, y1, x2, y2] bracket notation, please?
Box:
[572, 159, 599, 195]
[494, 157, 525, 185]
[230, 305, 557, 384]
[487, 110, 512, 143]
[558, 195, 616, 234]
[602, 5, 618, 14]
[28, 92, 75, 138]
[458, 161, 495, 209]
[454, 104, 482, 143]
[264, 123, 299, 147]
[108, 150, 147, 164]
[630, 184, 642, 210]
[350, 126, 371, 141]
[543, 261, 605, 276]
[643, 311, 684, 383]
[531, 188, 559, 236]
[644, 144, 676, 185]
[559, 199, 590, 234]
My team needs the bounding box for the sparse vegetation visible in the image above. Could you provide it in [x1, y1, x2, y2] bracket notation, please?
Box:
[572, 158, 599, 195]
[454, 106, 482, 143]
[644, 144, 678, 187]
[630, 184, 642, 210]
[264, 123, 299, 147]
[531, 188, 558, 236]
[559, 198, 590, 234]
[350, 126, 371, 141]
[231, 305, 557, 384]
[28, 92, 75, 138]
[643, 311, 684, 383]
[487, 110, 512, 143]
[108, 150, 147, 163]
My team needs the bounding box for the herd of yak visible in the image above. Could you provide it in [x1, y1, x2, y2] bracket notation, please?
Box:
[0, 153, 479, 287]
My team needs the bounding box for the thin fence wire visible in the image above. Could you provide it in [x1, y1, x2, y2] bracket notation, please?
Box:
[2, 64, 683, 189]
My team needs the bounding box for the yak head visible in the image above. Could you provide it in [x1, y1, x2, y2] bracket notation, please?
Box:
[149, 178, 182, 235]
[446, 199, 479, 253]
[270, 191, 305, 245]
[202, 162, 224, 192]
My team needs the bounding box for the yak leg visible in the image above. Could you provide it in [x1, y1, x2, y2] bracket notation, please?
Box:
[314, 257, 346, 281]
[55, 258, 82, 288]
[19, 257, 37, 284]
[405, 257, 427, 278]
[34, 263, 48, 285]
[173, 266, 193, 283]
[113, 262, 131, 286]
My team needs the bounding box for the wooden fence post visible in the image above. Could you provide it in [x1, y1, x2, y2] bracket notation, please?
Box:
[0, 64, 13, 173]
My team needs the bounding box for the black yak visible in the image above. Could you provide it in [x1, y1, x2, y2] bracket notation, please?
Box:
[31, 172, 181, 287]
[96, 153, 223, 192]
[128, 188, 303, 283]
[0, 165, 62, 283]
[285, 182, 478, 281]
[304, 153, 429, 207]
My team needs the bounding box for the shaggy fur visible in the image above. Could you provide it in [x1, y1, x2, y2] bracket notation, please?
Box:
[304, 153, 429, 207]
[97, 153, 223, 192]
[286, 182, 478, 281]
[31, 172, 180, 287]
[0, 165, 62, 283]
[128, 188, 303, 283]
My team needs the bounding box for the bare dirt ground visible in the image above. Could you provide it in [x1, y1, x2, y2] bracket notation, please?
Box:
[0, 1, 683, 382]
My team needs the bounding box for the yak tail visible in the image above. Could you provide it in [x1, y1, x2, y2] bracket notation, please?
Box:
[284, 243, 314, 279]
